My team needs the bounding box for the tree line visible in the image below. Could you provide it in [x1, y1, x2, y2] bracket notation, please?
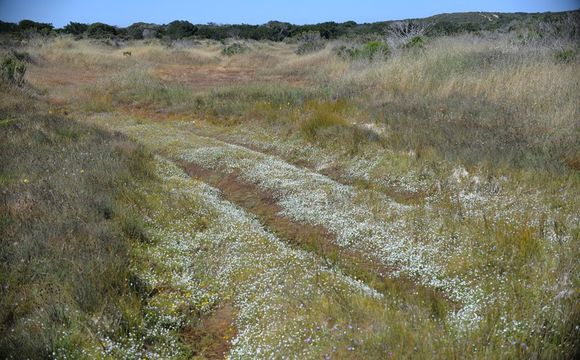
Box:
[0, 10, 577, 41]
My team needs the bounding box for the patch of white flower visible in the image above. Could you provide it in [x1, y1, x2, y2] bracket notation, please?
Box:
[168, 140, 484, 328]
[113, 122, 482, 326]
[99, 116, 578, 343]
[112, 156, 383, 358]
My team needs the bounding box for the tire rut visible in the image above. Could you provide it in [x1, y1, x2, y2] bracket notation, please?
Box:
[178, 158, 456, 312]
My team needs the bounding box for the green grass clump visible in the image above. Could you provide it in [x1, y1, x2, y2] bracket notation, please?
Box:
[555, 48, 575, 63]
[192, 83, 318, 124]
[359, 41, 390, 59]
[299, 100, 348, 139]
[222, 43, 248, 56]
[335, 41, 390, 61]
[295, 99, 381, 153]
[404, 35, 426, 49]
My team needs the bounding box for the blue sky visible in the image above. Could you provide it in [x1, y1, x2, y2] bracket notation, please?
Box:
[0, 0, 578, 27]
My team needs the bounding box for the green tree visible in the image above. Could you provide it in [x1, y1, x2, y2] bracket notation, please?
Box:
[0, 21, 18, 33]
[125, 22, 160, 40]
[18, 20, 53, 35]
[165, 20, 198, 39]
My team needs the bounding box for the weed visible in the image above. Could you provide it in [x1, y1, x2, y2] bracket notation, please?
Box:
[8, 33, 579, 359]
[121, 212, 151, 244]
[555, 48, 575, 63]
[0, 84, 159, 357]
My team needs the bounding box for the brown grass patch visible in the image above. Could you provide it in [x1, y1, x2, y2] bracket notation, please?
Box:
[151, 63, 306, 91]
[27, 63, 100, 88]
[152, 64, 257, 89]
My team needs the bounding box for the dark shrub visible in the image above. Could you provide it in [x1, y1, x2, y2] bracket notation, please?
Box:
[0, 21, 18, 33]
[18, 19, 53, 35]
[166, 20, 198, 39]
[63, 22, 89, 35]
[126, 22, 161, 40]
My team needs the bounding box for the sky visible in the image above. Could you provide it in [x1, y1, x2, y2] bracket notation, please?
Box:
[0, 0, 579, 28]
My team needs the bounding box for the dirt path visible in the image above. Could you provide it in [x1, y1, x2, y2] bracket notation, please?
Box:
[178, 159, 455, 311]
[90, 114, 481, 325]
[141, 156, 387, 358]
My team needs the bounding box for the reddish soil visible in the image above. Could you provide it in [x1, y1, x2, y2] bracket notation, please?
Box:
[152, 64, 280, 90]
[152, 62, 308, 91]
[181, 303, 237, 359]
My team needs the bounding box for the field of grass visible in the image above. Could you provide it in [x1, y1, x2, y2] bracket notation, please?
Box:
[1, 25, 578, 359]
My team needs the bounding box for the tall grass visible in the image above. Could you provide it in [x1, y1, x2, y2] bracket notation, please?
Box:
[0, 84, 155, 357]
[62, 33, 578, 172]
[331, 34, 579, 171]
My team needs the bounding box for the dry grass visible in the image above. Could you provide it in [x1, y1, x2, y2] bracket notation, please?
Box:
[30, 33, 575, 171]
[329, 34, 579, 170]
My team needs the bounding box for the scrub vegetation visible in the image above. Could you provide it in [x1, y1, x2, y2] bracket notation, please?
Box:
[0, 9, 578, 359]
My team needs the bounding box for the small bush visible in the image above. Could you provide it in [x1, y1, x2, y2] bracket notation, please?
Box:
[295, 31, 325, 55]
[0, 56, 26, 86]
[333, 44, 353, 58]
[222, 43, 248, 56]
[555, 49, 575, 63]
[335, 41, 389, 61]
